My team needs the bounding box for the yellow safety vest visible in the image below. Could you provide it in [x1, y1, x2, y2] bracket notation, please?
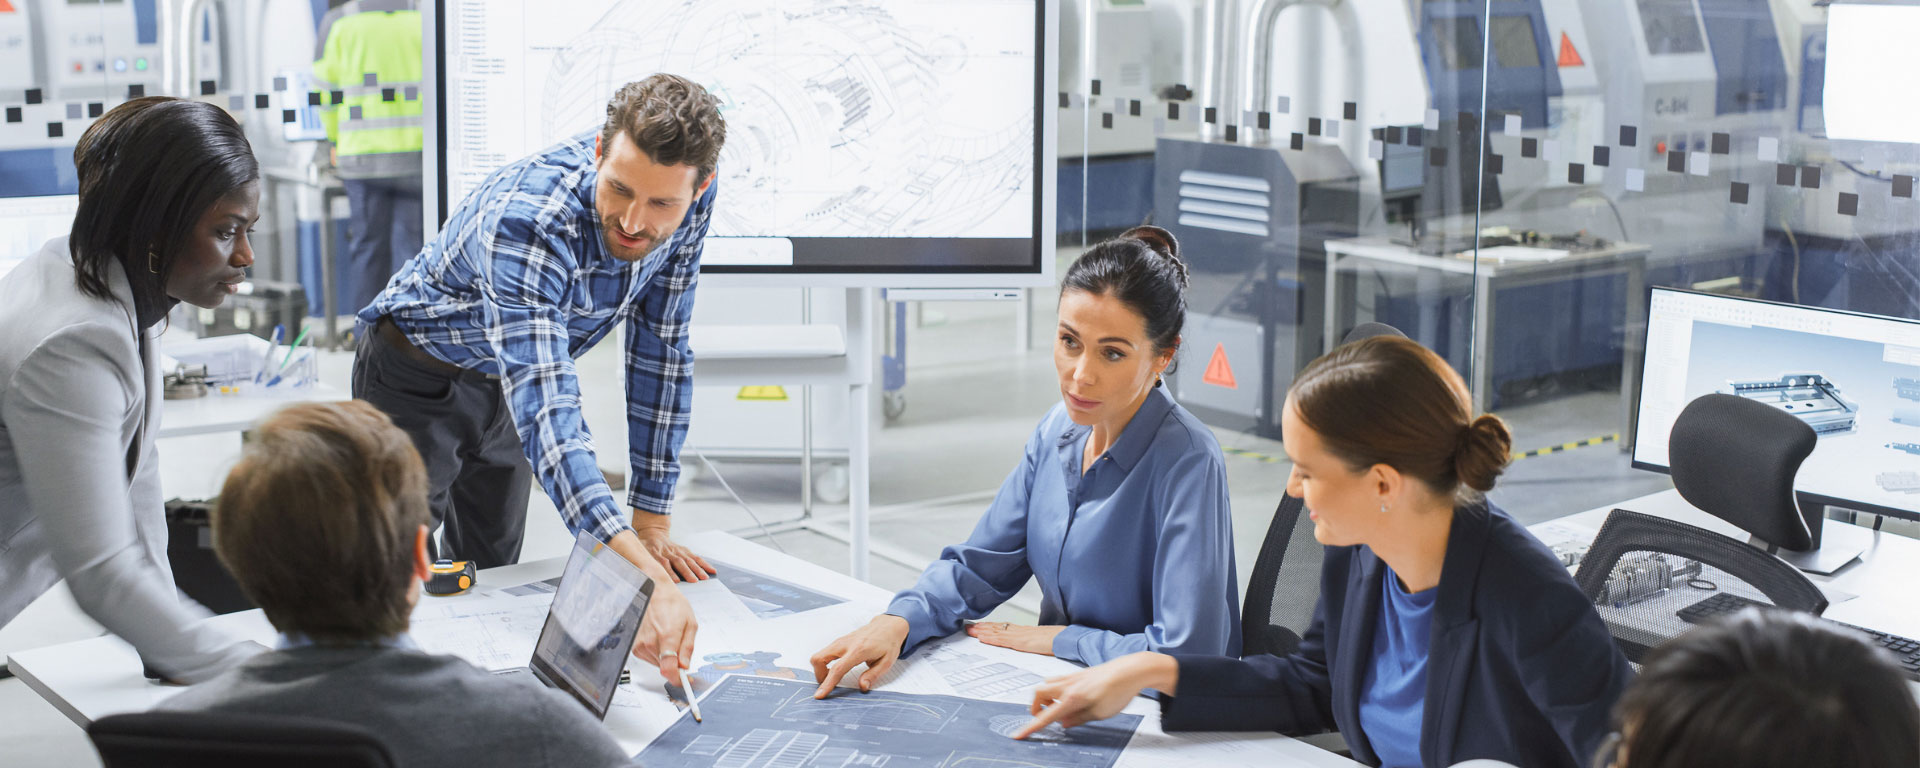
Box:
[313, 0, 423, 179]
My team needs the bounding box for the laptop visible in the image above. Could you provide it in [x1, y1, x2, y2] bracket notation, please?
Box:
[495, 531, 655, 720]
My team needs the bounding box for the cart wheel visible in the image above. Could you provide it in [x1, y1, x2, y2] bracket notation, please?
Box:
[883, 391, 907, 421]
[814, 464, 850, 505]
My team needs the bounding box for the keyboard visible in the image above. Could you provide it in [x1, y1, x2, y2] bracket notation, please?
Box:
[1676, 592, 1920, 680]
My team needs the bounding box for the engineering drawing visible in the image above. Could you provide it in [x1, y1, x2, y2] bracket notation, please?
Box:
[636, 676, 1139, 768]
[539, 0, 1034, 240]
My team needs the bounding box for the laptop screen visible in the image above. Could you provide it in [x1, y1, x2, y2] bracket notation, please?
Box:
[529, 531, 654, 719]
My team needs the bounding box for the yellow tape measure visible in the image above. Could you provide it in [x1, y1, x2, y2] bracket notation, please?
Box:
[426, 559, 476, 596]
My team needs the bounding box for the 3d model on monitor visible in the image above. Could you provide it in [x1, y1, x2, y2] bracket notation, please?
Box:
[1891, 378, 1920, 427]
[1876, 472, 1920, 494]
[1895, 377, 1920, 402]
[1888, 442, 1920, 456]
[1725, 374, 1858, 435]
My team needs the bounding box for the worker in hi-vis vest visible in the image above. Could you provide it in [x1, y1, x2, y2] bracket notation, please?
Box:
[314, 0, 425, 323]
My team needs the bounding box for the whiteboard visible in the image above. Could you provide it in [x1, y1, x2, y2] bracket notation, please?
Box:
[422, 0, 1057, 287]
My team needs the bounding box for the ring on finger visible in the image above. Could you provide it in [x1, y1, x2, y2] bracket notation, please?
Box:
[660, 650, 679, 658]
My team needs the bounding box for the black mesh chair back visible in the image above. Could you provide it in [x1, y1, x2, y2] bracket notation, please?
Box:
[88, 711, 398, 768]
[1242, 494, 1323, 657]
[1573, 509, 1828, 663]
[1667, 393, 1817, 550]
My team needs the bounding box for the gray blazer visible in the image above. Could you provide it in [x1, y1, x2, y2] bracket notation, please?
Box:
[0, 237, 253, 680]
[160, 645, 635, 768]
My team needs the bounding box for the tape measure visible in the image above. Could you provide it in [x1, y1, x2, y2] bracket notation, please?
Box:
[426, 559, 477, 596]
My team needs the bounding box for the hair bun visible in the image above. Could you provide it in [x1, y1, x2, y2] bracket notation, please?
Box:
[1122, 225, 1179, 259]
[1453, 414, 1513, 493]
[1120, 225, 1187, 290]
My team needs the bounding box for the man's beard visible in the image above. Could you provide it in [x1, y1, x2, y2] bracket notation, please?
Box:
[602, 222, 658, 261]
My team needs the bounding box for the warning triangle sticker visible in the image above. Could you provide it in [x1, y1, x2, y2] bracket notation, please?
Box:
[1557, 32, 1584, 68]
[0, 1, 15, 12]
[1203, 343, 1238, 389]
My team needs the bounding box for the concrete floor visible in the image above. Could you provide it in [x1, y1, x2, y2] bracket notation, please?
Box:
[0, 287, 1688, 767]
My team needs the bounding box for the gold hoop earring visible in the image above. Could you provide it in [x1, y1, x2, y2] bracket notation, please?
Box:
[147, 249, 160, 274]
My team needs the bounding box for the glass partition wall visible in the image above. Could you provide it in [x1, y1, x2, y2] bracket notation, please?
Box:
[1064, 0, 1920, 530]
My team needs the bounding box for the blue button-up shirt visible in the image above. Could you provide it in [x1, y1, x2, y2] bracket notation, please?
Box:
[886, 386, 1242, 666]
[358, 128, 713, 544]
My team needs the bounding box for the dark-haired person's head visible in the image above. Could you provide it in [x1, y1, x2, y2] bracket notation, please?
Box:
[1056, 225, 1187, 428]
[1602, 609, 1920, 768]
[69, 97, 260, 321]
[1282, 336, 1512, 546]
[214, 400, 433, 645]
[594, 73, 728, 262]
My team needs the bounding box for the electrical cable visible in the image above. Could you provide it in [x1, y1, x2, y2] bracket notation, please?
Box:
[689, 447, 790, 554]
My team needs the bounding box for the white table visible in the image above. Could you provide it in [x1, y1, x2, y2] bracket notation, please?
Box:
[1323, 236, 1650, 438]
[1530, 489, 1920, 699]
[7, 530, 1357, 766]
[157, 383, 350, 440]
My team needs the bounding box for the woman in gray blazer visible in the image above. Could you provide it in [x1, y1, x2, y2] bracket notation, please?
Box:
[0, 97, 266, 681]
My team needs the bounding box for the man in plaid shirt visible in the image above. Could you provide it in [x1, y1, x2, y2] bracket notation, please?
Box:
[353, 74, 723, 680]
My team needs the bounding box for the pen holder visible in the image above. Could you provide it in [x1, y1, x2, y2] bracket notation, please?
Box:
[263, 348, 319, 390]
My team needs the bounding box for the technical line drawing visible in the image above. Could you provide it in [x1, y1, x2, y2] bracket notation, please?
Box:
[925, 645, 1045, 701]
[537, 0, 1034, 240]
[705, 559, 847, 618]
[775, 691, 959, 733]
[988, 714, 1069, 742]
[636, 676, 1140, 768]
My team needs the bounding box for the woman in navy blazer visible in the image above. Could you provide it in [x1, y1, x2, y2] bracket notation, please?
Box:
[1012, 335, 1632, 768]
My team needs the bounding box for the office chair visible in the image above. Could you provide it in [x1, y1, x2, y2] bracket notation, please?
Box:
[1241, 322, 1411, 658]
[1241, 493, 1320, 658]
[88, 711, 398, 768]
[1573, 394, 1828, 663]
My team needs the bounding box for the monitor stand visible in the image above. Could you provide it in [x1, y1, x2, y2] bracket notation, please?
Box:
[1757, 516, 1868, 576]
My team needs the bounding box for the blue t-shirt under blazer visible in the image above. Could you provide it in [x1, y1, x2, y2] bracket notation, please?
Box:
[1360, 565, 1438, 768]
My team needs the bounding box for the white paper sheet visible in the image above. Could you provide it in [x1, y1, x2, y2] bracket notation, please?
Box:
[410, 593, 554, 671]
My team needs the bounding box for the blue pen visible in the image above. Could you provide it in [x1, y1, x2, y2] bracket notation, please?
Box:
[265, 328, 312, 388]
[255, 325, 285, 384]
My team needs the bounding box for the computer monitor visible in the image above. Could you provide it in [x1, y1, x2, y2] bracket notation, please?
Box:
[1633, 287, 1920, 526]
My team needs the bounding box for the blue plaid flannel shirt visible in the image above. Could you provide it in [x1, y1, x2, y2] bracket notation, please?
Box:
[358, 129, 712, 544]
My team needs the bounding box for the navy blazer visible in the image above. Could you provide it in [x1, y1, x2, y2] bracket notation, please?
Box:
[1161, 503, 1631, 768]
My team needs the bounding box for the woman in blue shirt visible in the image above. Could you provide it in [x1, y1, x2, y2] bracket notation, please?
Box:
[810, 226, 1241, 696]
[1010, 335, 1632, 768]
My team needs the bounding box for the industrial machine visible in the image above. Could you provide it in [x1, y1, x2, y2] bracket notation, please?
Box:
[1156, 0, 1423, 438]
[2, 0, 338, 323]
[1057, 0, 1198, 235]
[0, 0, 168, 199]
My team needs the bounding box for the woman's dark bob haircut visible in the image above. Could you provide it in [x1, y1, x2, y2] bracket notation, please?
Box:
[68, 96, 257, 308]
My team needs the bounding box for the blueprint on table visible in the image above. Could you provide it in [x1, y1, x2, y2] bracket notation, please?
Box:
[707, 558, 848, 618]
[636, 675, 1141, 768]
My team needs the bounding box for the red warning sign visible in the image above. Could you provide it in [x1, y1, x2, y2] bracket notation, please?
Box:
[1203, 343, 1238, 390]
[1557, 32, 1584, 68]
[0, 1, 15, 12]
